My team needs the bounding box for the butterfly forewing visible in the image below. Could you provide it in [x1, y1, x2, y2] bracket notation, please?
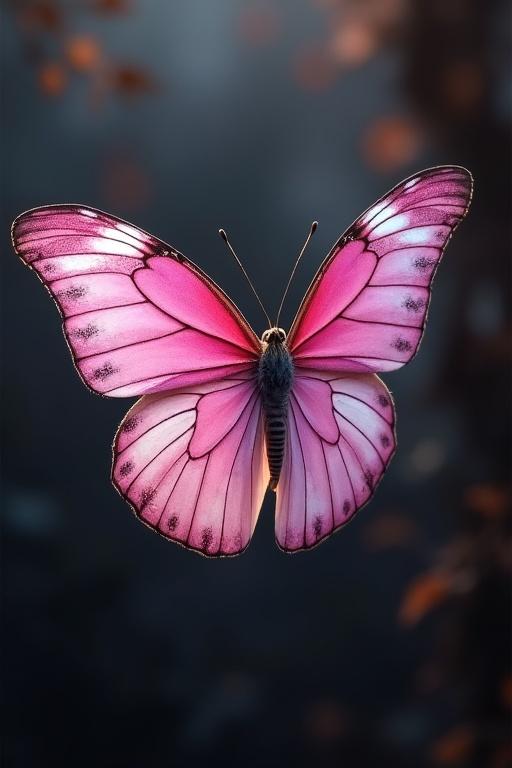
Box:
[287, 166, 473, 372]
[12, 205, 260, 397]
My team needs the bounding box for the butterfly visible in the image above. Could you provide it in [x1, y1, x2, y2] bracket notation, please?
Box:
[11, 165, 473, 556]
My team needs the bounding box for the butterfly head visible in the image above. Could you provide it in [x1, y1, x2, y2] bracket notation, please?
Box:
[261, 327, 287, 347]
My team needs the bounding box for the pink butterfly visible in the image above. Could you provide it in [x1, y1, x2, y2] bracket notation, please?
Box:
[11, 166, 472, 556]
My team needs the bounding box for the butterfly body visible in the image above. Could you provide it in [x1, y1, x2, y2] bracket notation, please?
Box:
[258, 327, 294, 490]
[11, 165, 473, 556]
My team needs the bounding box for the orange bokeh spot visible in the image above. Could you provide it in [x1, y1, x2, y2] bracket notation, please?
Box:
[330, 21, 377, 67]
[111, 65, 155, 96]
[465, 484, 510, 520]
[398, 571, 450, 626]
[363, 115, 423, 171]
[431, 725, 474, 765]
[38, 62, 67, 96]
[66, 36, 101, 72]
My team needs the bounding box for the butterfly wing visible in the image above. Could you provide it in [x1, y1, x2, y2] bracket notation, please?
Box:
[276, 371, 395, 551]
[12, 205, 260, 397]
[287, 166, 473, 372]
[276, 166, 472, 552]
[112, 372, 269, 556]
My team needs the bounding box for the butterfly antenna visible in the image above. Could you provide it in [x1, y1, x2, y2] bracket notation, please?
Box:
[219, 229, 272, 329]
[275, 221, 317, 327]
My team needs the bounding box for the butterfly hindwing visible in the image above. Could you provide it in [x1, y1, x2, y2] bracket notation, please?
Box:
[112, 373, 269, 556]
[287, 166, 473, 373]
[12, 206, 260, 397]
[276, 371, 395, 551]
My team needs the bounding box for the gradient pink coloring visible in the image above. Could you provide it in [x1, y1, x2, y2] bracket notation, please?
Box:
[11, 166, 472, 555]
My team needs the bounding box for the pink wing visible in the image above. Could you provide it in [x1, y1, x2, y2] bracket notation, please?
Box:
[276, 166, 472, 552]
[12, 206, 260, 397]
[287, 166, 473, 372]
[275, 370, 395, 551]
[112, 372, 269, 556]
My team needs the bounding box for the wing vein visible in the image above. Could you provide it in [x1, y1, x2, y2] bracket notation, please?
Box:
[125, 424, 194, 493]
[219, 395, 260, 552]
[77, 327, 185, 360]
[290, 400, 308, 548]
[320, 440, 335, 532]
[118, 406, 196, 455]
[104, 363, 256, 395]
[186, 453, 211, 545]
[334, 408, 385, 469]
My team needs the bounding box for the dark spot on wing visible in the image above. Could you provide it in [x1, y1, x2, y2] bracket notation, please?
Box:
[119, 460, 134, 477]
[122, 415, 139, 433]
[92, 361, 118, 381]
[378, 394, 389, 408]
[380, 434, 391, 448]
[200, 526, 213, 552]
[313, 516, 322, 538]
[338, 233, 355, 247]
[167, 514, 178, 532]
[403, 296, 426, 313]
[413, 255, 437, 272]
[156, 244, 184, 262]
[392, 337, 413, 353]
[364, 470, 374, 492]
[343, 500, 351, 515]
[72, 322, 99, 341]
[140, 487, 156, 511]
[59, 285, 87, 300]
[42, 262, 56, 274]
[26, 249, 43, 262]
[22, 249, 37, 263]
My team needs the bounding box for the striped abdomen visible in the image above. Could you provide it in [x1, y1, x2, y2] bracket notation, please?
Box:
[258, 336, 294, 491]
[264, 400, 288, 490]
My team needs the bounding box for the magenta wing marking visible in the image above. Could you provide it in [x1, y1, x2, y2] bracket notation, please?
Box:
[288, 166, 473, 373]
[12, 206, 260, 397]
[112, 375, 269, 556]
[276, 372, 396, 552]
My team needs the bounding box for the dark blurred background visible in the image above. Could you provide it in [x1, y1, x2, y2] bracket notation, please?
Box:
[1, 1, 511, 766]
